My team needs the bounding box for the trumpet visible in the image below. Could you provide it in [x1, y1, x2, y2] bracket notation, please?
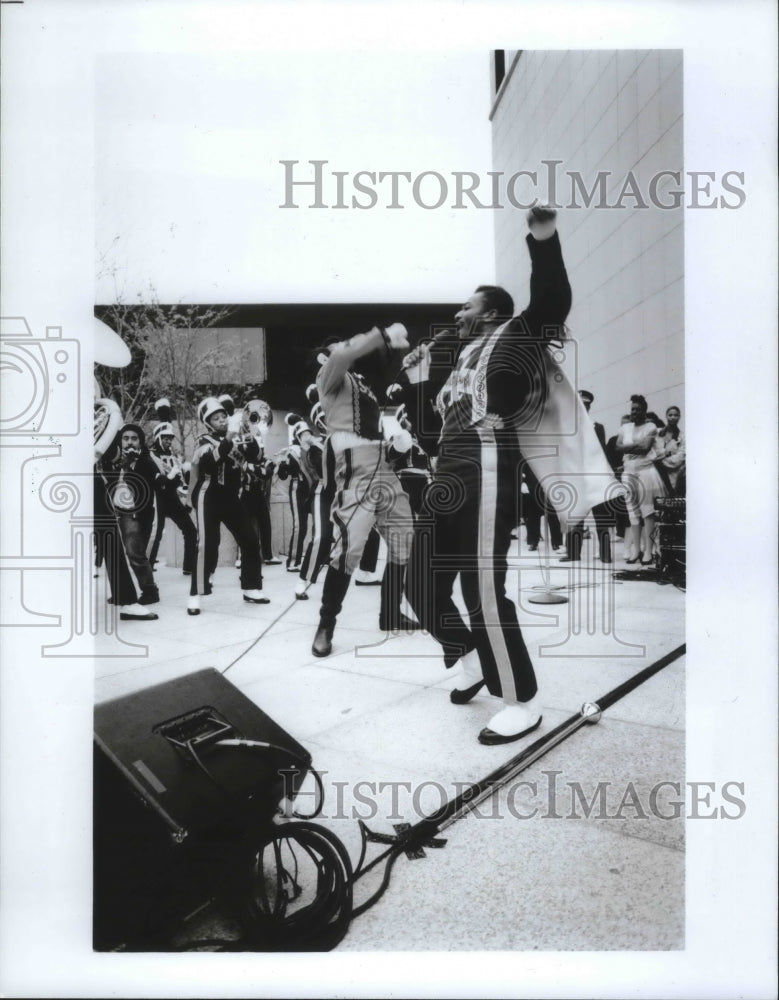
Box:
[94, 397, 123, 460]
[158, 452, 185, 480]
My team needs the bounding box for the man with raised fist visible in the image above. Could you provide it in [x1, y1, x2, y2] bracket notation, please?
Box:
[405, 206, 573, 746]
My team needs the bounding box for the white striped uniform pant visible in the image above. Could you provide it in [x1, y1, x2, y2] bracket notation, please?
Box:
[406, 426, 537, 703]
[190, 478, 262, 596]
[329, 444, 414, 574]
[298, 482, 333, 584]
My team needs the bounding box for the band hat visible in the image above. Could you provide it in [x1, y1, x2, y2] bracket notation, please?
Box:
[198, 396, 226, 426]
[152, 421, 175, 443]
[217, 393, 236, 416]
[310, 402, 327, 434]
[153, 398, 174, 422]
[291, 420, 312, 445]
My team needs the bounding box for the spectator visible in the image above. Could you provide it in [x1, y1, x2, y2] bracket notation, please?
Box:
[657, 405, 686, 497]
[560, 389, 613, 563]
[616, 394, 667, 565]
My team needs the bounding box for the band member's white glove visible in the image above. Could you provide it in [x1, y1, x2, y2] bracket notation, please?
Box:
[385, 382, 404, 403]
[526, 204, 557, 240]
[227, 412, 243, 436]
[166, 468, 179, 480]
[389, 428, 413, 454]
[384, 323, 410, 350]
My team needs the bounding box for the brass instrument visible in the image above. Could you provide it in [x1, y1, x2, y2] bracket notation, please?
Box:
[94, 396, 123, 460]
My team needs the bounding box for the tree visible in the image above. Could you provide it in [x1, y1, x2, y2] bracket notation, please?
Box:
[95, 245, 251, 454]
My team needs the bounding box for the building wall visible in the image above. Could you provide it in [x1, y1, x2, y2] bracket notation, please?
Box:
[491, 50, 684, 437]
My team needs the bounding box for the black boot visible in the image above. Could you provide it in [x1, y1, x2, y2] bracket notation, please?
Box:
[312, 566, 351, 657]
[379, 562, 421, 633]
[312, 622, 334, 658]
[559, 523, 582, 562]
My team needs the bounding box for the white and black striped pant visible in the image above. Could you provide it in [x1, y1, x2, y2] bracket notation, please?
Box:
[407, 427, 537, 703]
[190, 478, 261, 596]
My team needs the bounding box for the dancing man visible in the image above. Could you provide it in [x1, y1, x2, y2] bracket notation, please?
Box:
[311, 323, 417, 657]
[404, 206, 572, 745]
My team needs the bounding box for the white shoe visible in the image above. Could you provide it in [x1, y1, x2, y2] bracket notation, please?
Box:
[119, 603, 159, 621]
[243, 589, 270, 604]
[452, 648, 482, 691]
[354, 569, 381, 585]
[187, 595, 200, 616]
[479, 695, 542, 745]
[450, 648, 485, 704]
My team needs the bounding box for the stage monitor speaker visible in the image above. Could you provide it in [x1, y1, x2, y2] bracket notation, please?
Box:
[94, 668, 311, 950]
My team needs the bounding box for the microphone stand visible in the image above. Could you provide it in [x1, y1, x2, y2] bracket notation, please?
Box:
[349, 643, 685, 916]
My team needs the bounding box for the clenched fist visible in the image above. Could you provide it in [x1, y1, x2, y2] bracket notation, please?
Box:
[526, 204, 557, 240]
[384, 322, 410, 350]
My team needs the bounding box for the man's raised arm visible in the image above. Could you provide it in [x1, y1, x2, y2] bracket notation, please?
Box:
[519, 206, 572, 338]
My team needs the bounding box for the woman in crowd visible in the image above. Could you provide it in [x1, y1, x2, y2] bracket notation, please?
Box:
[657, 405, 686, 497]
[616, 394, 667, 565]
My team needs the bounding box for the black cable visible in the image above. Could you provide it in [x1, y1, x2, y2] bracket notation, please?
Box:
[241, 822, 354, 951]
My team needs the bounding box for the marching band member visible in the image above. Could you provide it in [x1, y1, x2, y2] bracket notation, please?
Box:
[94, 402, 158, 621]
[289, 410, 328, 600]
[99, 423, 160, 606]
[187, 396, 269, 615]
[276, 413, 311, 572]
[238, 398, 282, 566]
[93, 318, 157, 621]
[383, 403, 432, 518]
[148, 420, 197, 575]
[310, 324, 418, 658]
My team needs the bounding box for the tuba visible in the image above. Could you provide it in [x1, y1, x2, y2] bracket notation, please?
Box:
[94, 396, 123, 460]
[243, 398, 273, 437]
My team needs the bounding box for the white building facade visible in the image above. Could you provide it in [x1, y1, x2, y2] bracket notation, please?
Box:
[490, 50, 684, 434]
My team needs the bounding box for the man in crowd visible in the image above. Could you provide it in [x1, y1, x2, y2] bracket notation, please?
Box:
[559, 389, 613, 564]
